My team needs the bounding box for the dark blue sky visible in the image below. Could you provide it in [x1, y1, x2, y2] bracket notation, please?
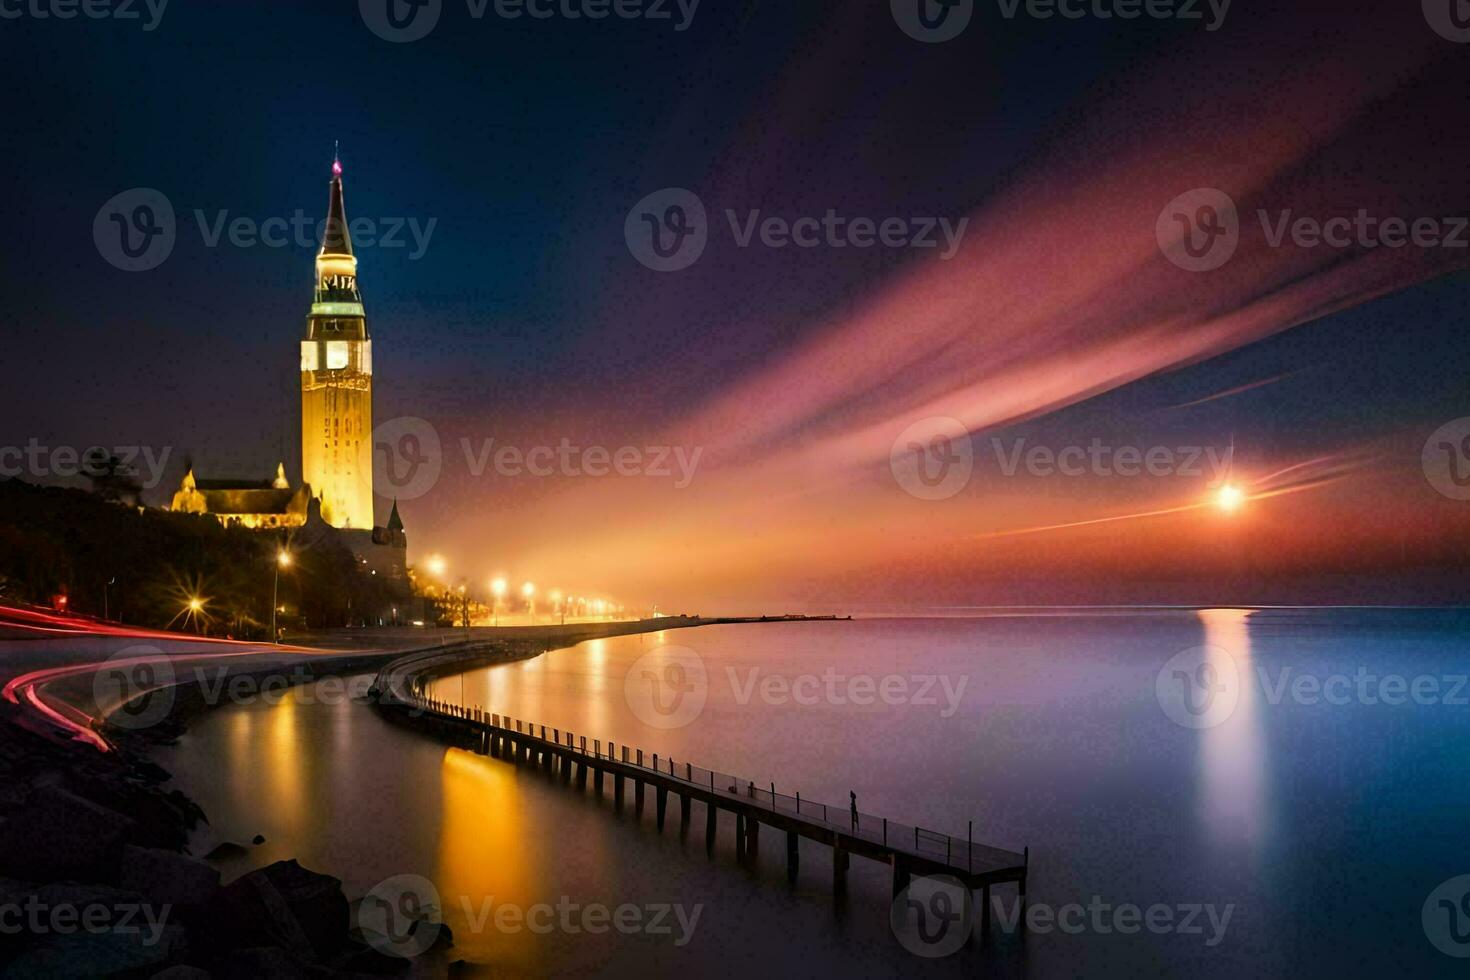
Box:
[2, 0, 1467, 605]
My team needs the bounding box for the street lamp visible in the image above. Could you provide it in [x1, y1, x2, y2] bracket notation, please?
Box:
[490, 577, 507, 626]
[522, 582, 535, 623]
[272, 550, 292, 643]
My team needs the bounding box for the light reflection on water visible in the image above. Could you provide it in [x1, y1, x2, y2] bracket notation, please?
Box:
[1197, 609, 1267, 859]
[153, 611, 1470, 977]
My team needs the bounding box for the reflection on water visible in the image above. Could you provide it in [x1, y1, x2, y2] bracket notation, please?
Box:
[1197, 609, 1267, 858]
[153, 611, 1470, 978]
[438, 749, 542, 972]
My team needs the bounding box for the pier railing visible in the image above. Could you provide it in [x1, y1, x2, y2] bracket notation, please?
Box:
[384, 670, 1012, 876]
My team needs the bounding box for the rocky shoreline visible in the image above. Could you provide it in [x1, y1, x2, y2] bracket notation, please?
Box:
[0, 659, 450, 977]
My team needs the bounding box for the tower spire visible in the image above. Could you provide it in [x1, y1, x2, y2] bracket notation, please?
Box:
[320, 144, 352, 256]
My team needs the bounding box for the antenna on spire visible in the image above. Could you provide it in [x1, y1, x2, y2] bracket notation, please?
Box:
[332, 140, 342, 177]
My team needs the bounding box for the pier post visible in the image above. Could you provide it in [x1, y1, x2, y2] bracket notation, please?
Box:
[890, 855, 909, 898]
[656, 787, 668, 830]
[833, 843, 848, 893]
[786, 831, 799, 880]
[595, 767, 604, 795]
[1019, 847, 1029, 939]
[615, 773, 625, 808]
[636, 779, 646, 815]
[744, 816, 759, 862]
[680, 794, 691, 826]
[735, 813, 746, 862]
[706, 803, 717, 853]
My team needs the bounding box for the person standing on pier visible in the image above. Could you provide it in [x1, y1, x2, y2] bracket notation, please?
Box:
[850, 791, 858, 831]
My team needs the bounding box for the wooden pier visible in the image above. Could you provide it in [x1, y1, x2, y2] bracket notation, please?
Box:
[369, 651, 1028, 933]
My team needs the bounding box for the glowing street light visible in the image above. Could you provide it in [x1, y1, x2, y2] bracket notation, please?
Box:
[490, 577, 507, 626]
[523, 582, 536, 622]
[272, 549, 294, 644]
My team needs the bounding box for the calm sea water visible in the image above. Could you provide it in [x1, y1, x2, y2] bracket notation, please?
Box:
[155, 610, 1470, 977]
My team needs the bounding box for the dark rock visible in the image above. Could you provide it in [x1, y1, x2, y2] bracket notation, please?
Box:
[119, 844, 221, 908]
[331, 941, 415, 975]
[212, 945, 319, 979]
[1, 917, 185, 978]
[205, 860, 349, 961]
[149, 966, 213, 979]
[0, 784, 136, 882]
[204, 841, 250, 861]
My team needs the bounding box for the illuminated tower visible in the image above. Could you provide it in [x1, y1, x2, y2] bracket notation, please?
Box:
[300, 151, 374, 529]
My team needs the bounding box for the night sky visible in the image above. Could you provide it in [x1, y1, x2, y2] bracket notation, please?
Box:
[2, 0, 1468, 610]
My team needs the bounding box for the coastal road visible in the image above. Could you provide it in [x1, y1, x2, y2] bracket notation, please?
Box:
[0, 606, 735, 752]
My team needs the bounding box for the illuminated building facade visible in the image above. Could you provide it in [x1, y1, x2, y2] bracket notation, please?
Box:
[164, 154, 409, 596]
[300, 153, 375, 530]
[169, 463, 309, 529]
